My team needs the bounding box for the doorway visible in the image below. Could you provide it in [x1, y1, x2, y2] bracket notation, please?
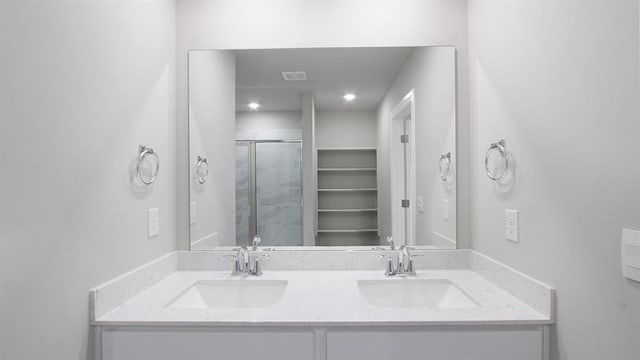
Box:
[390, 90, 416, 246]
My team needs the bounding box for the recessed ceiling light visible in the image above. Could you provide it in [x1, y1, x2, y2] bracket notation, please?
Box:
[343, 93, 356, 101]
[248, 102, 260, 110]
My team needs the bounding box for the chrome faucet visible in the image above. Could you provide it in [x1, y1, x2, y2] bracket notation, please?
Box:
[231, 236, 266, 276]
[379, 245, 416, 276]
[398, 246, 415, 275]
[386, 236, 395, 250]
[252, 235, 261, 250]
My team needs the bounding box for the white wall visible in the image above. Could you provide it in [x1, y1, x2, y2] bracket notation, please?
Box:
[315, 110, 377, 148]
[176, 0, 471, 249]
[0, 1, 176, 359]
[302, 94, 316, 246]
[377, 47, 457, 247]
[236, 110, 302, 140]
[468, 1, 640, 359]
[189, 51, 235, 247]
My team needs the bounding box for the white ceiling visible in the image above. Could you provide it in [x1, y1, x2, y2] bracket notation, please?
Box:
[236, 47, 414, 112]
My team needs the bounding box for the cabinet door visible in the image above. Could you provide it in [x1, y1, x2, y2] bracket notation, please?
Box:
[101, 328, 314, 360]
[326, 327, 543, 360]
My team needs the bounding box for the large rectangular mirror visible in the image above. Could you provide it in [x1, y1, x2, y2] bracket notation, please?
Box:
[189, 46, 456, 250]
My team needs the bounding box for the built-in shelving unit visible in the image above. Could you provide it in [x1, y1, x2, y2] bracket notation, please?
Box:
[317, 209, 377, 213]
[316, 148, 378, 246]
[317, 229, 378, 233]
[317, 188, 377, 192]
[317, 168, 377, 172]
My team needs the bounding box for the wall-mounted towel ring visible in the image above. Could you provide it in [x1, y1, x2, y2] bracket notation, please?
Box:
[195, 155, 209, 184]
[136, 145, 159, 185]
[439, 152, 451, 181]
[485, 139, 509, 181]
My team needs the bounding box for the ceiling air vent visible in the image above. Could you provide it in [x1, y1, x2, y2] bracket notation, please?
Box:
[281, 71, 307, 81]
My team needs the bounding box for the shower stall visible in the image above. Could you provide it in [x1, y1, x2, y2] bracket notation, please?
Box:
[235, 140, 303, 247]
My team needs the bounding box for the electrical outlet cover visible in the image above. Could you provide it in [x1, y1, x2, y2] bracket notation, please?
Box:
[443, 199, 449, 221]
[148, 208, 160, 237]
[505, 209, 519, 243]
[190, 202, 197, 225]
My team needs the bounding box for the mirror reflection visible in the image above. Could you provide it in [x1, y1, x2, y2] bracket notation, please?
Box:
[189, 47, 456, 250]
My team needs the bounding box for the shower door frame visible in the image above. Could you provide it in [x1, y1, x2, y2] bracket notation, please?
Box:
[236, 139, 304, 246]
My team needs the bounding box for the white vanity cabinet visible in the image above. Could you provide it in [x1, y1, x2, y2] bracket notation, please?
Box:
[91, 252, 555, 360]
[99, 327, 316, 360]
[97, 325, 549, 360]
[325, 326, 547, 360]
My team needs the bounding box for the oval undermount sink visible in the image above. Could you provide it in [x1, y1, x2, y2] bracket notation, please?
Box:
[166, 280, 288, 309]
[357, 279, 479, 308]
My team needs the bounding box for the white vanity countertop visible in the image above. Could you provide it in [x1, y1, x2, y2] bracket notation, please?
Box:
[93, 269, 552, 326]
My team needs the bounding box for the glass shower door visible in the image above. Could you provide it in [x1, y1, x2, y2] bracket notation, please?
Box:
[235, 142, 251, 245]
[255, 142, 303, 246]
[236, 141, 303, 247]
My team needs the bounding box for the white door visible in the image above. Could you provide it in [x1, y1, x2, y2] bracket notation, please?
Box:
[390, 91, 415, 246]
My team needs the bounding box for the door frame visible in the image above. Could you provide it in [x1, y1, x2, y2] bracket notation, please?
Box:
[390, 90, 416, 246]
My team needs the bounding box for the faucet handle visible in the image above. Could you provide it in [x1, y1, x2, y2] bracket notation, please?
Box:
[406, 258, 416, 275]
[252, 236, 262, 250]
[386, 236, 395, 250]
[250, 254, 270, 276]
[252, 260, 262, 276]
[231, 259, 243, 276]
[378, 254, 396, 276]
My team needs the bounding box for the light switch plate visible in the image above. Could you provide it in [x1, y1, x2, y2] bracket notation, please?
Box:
[148, 208, 159, 237]
[621, 228, 640, 282]
[505, 209, 519, 243]
[443, 199, 449, 221]
[416, 196, 424, 213]
[190, 202, 197, 225]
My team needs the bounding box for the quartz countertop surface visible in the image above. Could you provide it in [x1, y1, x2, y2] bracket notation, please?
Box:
[93, 269, 552, 326]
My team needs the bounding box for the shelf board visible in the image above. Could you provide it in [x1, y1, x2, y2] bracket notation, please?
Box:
[318, 168, 376, 172]
[316, 147, 377, 151]
[318, 188, 377, 192]
[317, 229, 378, 233]
[318, 208, 378, 213]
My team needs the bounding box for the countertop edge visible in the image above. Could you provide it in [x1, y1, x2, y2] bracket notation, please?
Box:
[92, 319, 554, 327]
